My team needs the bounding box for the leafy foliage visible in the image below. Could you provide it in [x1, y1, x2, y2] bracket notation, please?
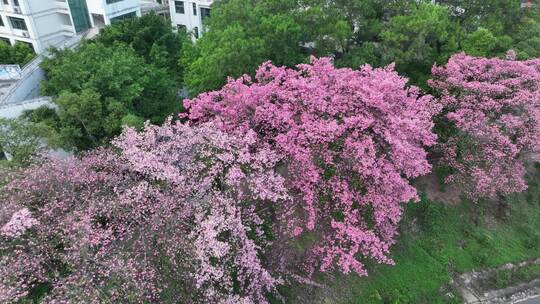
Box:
[0, 42, 35, 66]
[182, 0, 310, 96]
[38, 42, 179, 150]
[513, 15, 540, 59]
[182, 0, 540, 94]
[380, 2, 461, 88]
[0, 118, 48, 167]
[96, 13, 189, 80]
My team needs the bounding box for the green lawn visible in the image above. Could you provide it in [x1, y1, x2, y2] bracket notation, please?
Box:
[280, 165, 540, 304]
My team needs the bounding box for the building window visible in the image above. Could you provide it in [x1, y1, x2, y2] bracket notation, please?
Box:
[174, 1, 185, 14]
[201, 7, 210, 23]
[192, 3, 197, 15]
[0, 16, 3, 27]
[110, 11, 136, 24]
[177, 24, 186, 32]
[105, 0, 124, 4]
[13, 0, 19, 6]
[15, 40, 34, 51]
[2, 0, 8, 5]
[193, 26, 199, 39]
[9, 17, 27, 30]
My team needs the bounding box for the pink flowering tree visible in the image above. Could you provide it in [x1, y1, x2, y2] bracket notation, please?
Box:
[185, 57, 440, 276]
[0, 121, 288, 303]
[429, 53, 540, 200]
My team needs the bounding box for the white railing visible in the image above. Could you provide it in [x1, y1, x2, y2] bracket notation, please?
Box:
[0, 30, 89, 106]
[0, 96, 53, 118]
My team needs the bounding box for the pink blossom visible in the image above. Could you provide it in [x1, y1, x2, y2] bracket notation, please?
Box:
[430, 53, 540, 200]
[186, 57, 439, 276]
[1, 208, 38, 238]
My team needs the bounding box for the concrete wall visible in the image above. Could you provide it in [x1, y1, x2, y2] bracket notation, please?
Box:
[0, 96, 52, 118]
[1, 58, 44, 105]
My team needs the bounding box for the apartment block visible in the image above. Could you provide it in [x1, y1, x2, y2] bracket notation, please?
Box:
[169, 0, 211, 39]
[0, 0, 88, 53]
[0, 0, 149, 54]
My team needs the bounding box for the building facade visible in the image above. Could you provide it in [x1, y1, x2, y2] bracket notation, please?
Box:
[0, 0, 146, 55]
[169, 0, 211, 39]
[86, 0, 141, 27]
[0, 0, 85, 53]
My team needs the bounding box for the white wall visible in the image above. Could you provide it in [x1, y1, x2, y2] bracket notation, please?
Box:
[169, 0, 211, 39]
[0, 97, 52, 119]
[86, 0, 105, 15]
[87, 0, 141, 25]
[0, 0, 76, 53]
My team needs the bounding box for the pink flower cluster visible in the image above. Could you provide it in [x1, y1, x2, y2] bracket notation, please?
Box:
[0, 121, 288, 303]
[186, 57, 440, 276]
[0, 208, 38, 238]
[5, 54, 531, 302]
[430, 53, 540, 200]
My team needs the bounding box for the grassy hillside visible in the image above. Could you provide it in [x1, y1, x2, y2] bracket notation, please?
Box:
[281, 164, 540, 303]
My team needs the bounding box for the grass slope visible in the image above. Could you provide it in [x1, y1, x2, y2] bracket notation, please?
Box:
[282, 164, 540, 304]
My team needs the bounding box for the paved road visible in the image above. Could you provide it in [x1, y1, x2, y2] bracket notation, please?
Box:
[517, 296, 540, 304]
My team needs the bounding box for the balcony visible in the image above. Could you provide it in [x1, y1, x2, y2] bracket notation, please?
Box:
[3, 5, 24, 15]
[140, 0, 169, 15]
[55, 0, 71, 12]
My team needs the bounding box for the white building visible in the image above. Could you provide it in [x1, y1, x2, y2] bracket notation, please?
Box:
[0, 0, 145, 54]
[169, 0, 211, 39]
[86, 0, 141, 27]
[0, 0, 84, 53]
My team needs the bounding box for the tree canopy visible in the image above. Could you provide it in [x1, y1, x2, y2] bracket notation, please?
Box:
[37, 42, 178, 150]
[182, 0, 540, 94]
[0, 58, 442, 302]
[186, 57, 440, 275]
[430, 53, 540, 200]
[380, 3, 461, 88]
[96, 13, 189, 80]
[1, 3, 540, 303]
[0, 121, 286, 303]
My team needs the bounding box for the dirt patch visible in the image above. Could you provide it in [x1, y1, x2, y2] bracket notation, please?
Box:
[414, 173, 464, 205]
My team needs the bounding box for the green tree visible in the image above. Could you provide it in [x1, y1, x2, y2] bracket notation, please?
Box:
[381, 2, 461, 88]
[0, 41, 35, 66]
[96, 13, 189, 80]
[182, 0, 428, 96]
[513, 16, 540, 59]
[183, 25, 267, 96]
[436, 0, 523, 35]
[462, 27, 499, 57]
[0, 118, 48, 167]
[182, 0, 539, 97]
[183, 0, 313, 96]
[38, 42, 179, 150]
